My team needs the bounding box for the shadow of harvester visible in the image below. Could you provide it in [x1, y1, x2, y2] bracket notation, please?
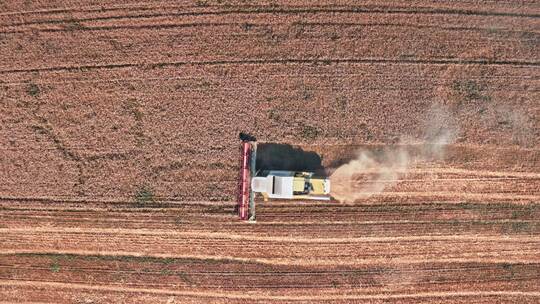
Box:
[256, 143, 326, 177]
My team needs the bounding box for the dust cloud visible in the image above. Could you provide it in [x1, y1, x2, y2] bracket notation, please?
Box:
[330, 105, 458, 203]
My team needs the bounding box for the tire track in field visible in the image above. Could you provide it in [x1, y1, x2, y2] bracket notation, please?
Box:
[3, 20, 537, 35]
[2, 5, 538, 28]
[1, 198, 536, 215]
[2, 214, 535, 227]
[0, 22, 235, 34]
[0, 3, 192, 17]
[1, 276, 537, 290]
[2, 262, 527, 277]
[4, 269, 537, 290]
[0, 58, 539, 75]
[1, 2, 538, 17]
[1, 279, 539, 301]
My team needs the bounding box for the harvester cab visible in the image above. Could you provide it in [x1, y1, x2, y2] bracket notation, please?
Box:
[237, 137, 331, 221]
[251, 171, 330, 201]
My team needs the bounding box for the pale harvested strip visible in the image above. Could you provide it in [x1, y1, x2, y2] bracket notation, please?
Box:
[2, 227, 540, 243]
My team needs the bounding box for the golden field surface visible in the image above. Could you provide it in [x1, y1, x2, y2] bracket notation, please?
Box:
[0, 1, 539, 303]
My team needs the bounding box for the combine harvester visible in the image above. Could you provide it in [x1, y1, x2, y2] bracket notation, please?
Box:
[238, 136, 331, 221]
